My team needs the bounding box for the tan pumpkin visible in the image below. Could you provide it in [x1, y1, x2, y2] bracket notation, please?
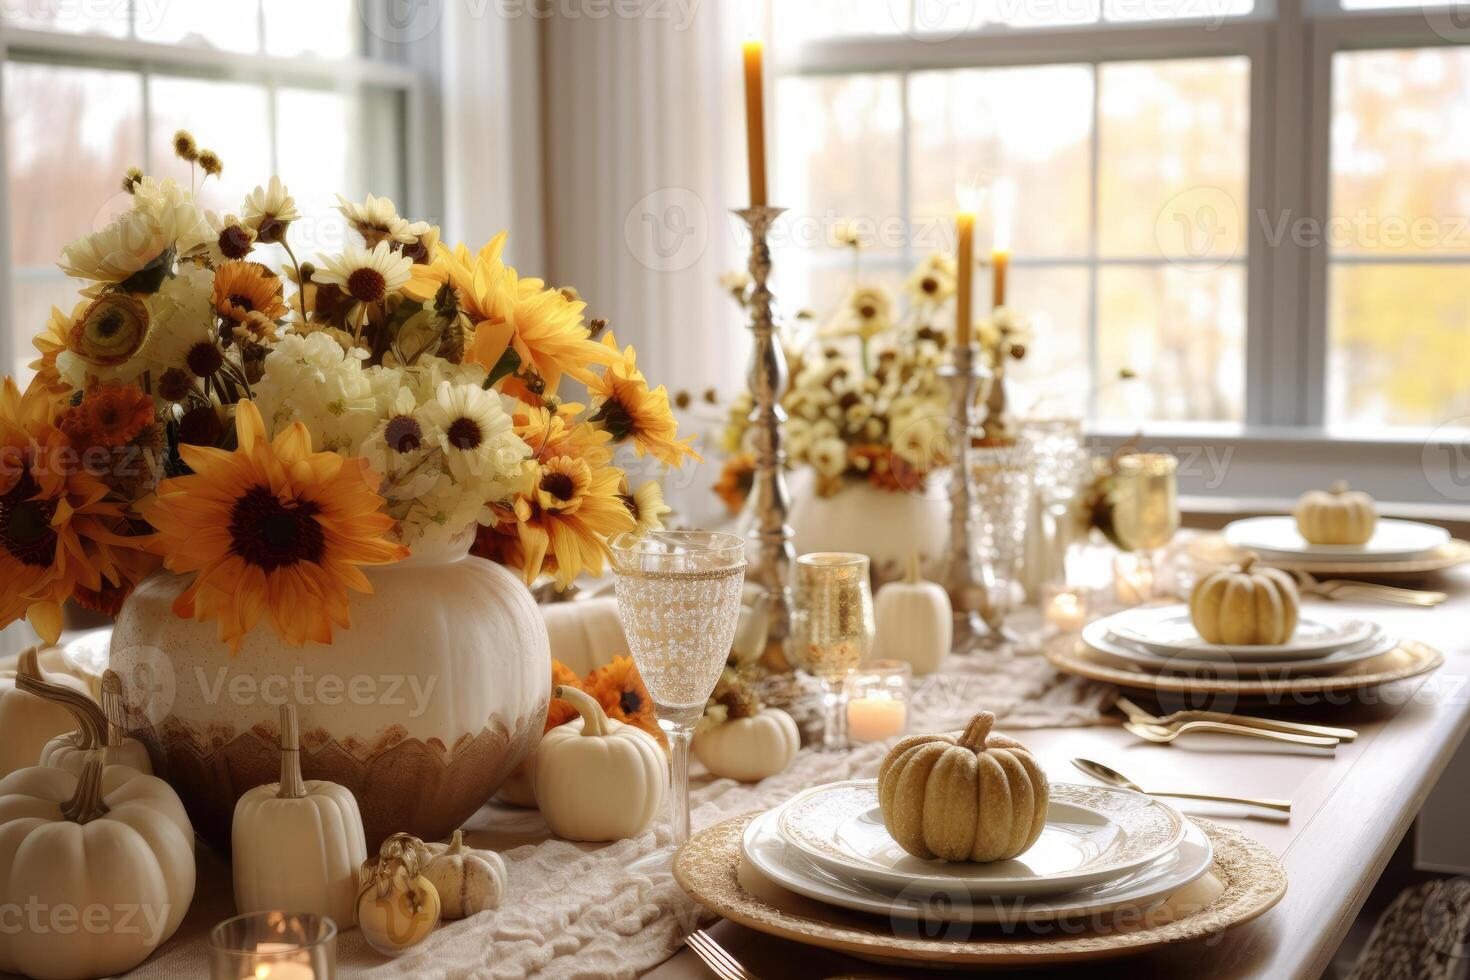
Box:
[1190, 553, 1299, 645]
[1295, 481, 1377, 545]
[877, 712, 1048, 863]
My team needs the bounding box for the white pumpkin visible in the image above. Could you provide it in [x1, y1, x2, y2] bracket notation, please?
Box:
[533, 685, 667, 842]
[0, 647, 92, 779]
[871, 551, 952, 675]
[1295, 481, 1378, 545]
[423, 830, 507, 919]
[786, 469, 950, 584]
[37, 671, 153, 776]
[357, 833, 440, 956]
[0, 756, 195, 979]
[694, 706, 799, 783]
[233, 704, 368, 929]
[542, 596, 628, 677]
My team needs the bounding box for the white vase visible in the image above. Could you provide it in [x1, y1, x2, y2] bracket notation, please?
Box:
[785, 469, 951, 584]
[109, 530, 550, 851]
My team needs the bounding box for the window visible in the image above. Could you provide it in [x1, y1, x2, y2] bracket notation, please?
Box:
[767, 0, 1470, 446]
[0, 2, 422, 378]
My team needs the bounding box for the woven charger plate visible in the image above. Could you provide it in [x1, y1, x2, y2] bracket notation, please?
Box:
[1043, 636, 1442, 698]
[673, 814, 1286, 969]
[1189, 534, 1470, 578]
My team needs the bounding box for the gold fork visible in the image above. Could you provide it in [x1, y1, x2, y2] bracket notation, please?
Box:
[1116, 696, 1358, 742]
[687, 929, 756, 980]
[1123, 720, 1337, 750]
[1292, 569, 1446, 607]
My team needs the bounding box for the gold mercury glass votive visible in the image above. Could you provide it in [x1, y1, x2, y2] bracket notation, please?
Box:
[790, 552, 875, 753]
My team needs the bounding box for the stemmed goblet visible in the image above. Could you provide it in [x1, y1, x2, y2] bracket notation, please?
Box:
[610, 530, 746, 870]
[789, 552, 875, 752]
[1112, 452, 1181, 602]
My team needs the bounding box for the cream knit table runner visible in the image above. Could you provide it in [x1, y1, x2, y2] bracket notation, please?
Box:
[116, 641, 1114, 980]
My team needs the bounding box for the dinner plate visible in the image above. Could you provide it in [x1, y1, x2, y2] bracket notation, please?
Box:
[1223, 516, 1450, 562]
[743, 806, 1213, 925]
[775, 780, 1186, 899]
[1082, 620, 1397, 677]
[1104, 605, 1376, 661]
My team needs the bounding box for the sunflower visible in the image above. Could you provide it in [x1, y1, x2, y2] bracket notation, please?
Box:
[621, 479, 669, 536]
[405, 234, 616, 398]
[212, 261, 287, 328]
[545, 660, 584, 731]
[0, 380, 144, 643]
[144, 400, 408, 650]
[585, 655, 663, 743]
[513, 404, 611, 465]
[30, 303, 83, 399]
[512, 453, 633, 587]
[586, 334, 700, 467]
[313, 242, 413, 315]
[59, 384, 154, 449]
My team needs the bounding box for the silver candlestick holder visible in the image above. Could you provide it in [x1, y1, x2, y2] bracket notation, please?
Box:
[735, 206, 795, 664]
[939, 342, 1001, 652]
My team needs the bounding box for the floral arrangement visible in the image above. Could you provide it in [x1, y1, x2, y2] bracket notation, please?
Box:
[6, 133, 696, 649]
[545, 655, 663, 744]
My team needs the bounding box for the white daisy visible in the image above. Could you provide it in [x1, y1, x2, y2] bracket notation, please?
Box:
[419, 380, 526, 484]
[242, 176, 301, 242]
[336, 193, 414, 246]
[313, 241, 413, 307]
[204, 211, 257, 266]
[59, 209, 171, 285]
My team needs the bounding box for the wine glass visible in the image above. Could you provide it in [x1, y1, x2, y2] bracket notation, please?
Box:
[1111, 452, 1181, 602]
[610, 530, 746, 868]
[789, 552, 875, 752]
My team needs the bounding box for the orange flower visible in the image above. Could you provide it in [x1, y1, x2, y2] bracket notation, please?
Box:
[713, 455, 755, 515]
[212, 261, 287, 325]
[0, 379, 145, 643]
[30, 303, 82, 399]
[59, 384, 154, 449]
[545, 660, 584, 732]
[584, 655, 663, 744]
[586, 334, 700, 467]
[145, 401, 408, 651]
[512, 454, 633, 588]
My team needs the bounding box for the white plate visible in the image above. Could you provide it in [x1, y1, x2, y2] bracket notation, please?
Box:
[1104, 605, 1376, 661]
[743, 807, 1214, 925]
[1224, 516, 1450, 562]
[775, 780, 1186, 899]
[1083, 620, 1397, 677]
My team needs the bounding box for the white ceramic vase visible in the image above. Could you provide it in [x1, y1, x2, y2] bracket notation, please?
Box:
[109, 531, 550, 851]
[785, 468, 950, 584]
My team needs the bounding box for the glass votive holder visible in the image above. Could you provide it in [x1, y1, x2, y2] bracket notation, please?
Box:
[209, 911, 337, 980]
[1113, 552, 1155, 607]
[1042, 581, 1090, 633]
[846, 659, 912, 743]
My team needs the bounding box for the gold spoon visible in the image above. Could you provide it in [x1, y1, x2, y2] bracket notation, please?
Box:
[1071, 758, 1292, 813]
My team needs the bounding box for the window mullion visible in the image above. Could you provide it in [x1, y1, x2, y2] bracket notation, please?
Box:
[1086, 62, 1101, 420]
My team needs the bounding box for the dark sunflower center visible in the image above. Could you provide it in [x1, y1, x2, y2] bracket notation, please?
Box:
[0, 472, 58, 568]
[228, 485, 325, 571]
[220, 226, 253, 259]
[446, 417, 482, 451]
[186, 342, 224, 378]
[860, 304, 877, 319]
[619, 689, 643, 716]
[589, 398, 636, 441]
[96, 309, 125, 338]
[228, 294, 255, 313]
[384, 415, 423, 453]
[540, 472, 575, 502]
[346, 267, 387, 303]
[399, 240, 429, 264]
[921, 276, 938, 294]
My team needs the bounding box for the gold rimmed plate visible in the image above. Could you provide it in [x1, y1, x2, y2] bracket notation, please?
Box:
[674, 813, 1287, 968]
[1190, 535, 1470, 579]
[1044, 635, 1443, 698]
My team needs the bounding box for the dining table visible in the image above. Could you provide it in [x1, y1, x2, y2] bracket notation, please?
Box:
[646, 559, 1470, 979]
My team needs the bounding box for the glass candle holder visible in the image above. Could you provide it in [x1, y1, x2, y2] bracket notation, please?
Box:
[209, 911, 336, 979]
[1042, 581, 1090, 633]
[1113, 551, 1155, 607]
[846, 660, 911, 743]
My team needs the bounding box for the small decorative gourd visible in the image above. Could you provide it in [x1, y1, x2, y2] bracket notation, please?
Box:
[871, 551, 951, 675]
[423, 830, 507, 919]
[1295, 481, 1378, 545]
[693, 684, 799, 783]
[233, 704, 368, 928]
[357, 833, 441, 956]
[877, 711, 1048, 863]
[1190, 553, 1299, 645]
[0, 755, 195, 979]
[533, 685, 667, 842]
[0, 647, 92, 778]
[34, 670, 153, 775]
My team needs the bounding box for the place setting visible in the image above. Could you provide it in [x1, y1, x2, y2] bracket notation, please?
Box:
[674, 712, 1288, 969]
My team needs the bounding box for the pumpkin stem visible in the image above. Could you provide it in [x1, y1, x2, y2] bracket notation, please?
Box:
[1330, 480, 1350, 495]
[100, 671, 129, 751]
[905, 549, 922, 584]
[1239, 553, 1258, 573]
[16, 665, 105, 751]
[958, 711, 996, 751]
[447, 829, 466, 856]
[276, 704, 308, 800]
[62, 754, 110, 825]
[554, 684, 612, 737]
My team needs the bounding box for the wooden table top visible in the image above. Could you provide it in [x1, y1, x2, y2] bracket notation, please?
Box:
[649, 564, 1470, 979]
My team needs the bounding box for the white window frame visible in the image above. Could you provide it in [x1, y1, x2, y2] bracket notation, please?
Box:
[769, 0, 1470, 507]
[0, 6, 439, 374]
